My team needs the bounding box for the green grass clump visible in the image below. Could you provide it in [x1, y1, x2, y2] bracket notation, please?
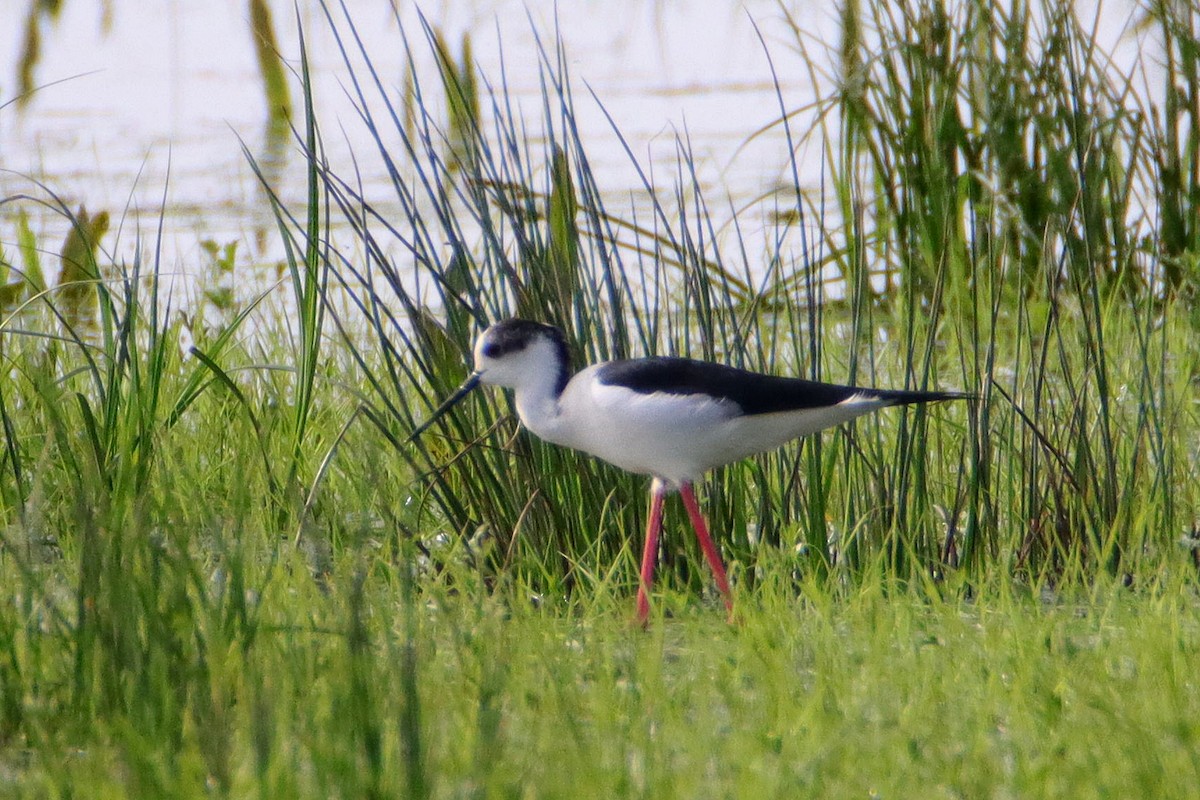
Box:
[301, 1, 1197, 589]
[3, 543, 1199, 797]
[0, 0, 1198, 795]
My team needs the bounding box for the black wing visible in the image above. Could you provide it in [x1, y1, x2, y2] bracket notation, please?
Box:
[596, 357, 965, 416]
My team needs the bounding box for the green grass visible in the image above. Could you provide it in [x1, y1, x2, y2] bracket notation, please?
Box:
[1, 0, 1198, 795]
[4, 556, 1198, 797]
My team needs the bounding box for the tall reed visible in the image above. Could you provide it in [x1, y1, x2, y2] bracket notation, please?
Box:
[291, 0, 1196, 593]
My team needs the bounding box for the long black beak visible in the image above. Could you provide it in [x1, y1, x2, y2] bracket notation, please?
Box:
[409, 371, 482, 441]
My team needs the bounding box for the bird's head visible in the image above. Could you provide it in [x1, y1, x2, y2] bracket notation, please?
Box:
[472, 319, 569, 391]
[410, 319, 570, 440]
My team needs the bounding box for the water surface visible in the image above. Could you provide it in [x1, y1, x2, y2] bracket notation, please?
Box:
[3, 1, 829, 296]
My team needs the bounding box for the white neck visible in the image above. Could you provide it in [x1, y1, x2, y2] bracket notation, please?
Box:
[513, 371, 566, 444]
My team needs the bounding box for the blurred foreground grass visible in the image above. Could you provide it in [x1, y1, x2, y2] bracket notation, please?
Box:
[4, 552, 1197, 797]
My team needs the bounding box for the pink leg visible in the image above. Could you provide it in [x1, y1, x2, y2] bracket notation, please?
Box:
[679, 482, 734, 617]
[636, 480, 667, 626]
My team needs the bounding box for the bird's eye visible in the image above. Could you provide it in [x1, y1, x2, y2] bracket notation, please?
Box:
[482, 342, 500, 358]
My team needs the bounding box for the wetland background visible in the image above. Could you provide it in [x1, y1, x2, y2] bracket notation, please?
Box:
[1, 1, 1198, 795]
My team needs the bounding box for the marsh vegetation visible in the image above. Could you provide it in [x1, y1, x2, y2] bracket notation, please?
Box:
[0, 0, 1197, 795]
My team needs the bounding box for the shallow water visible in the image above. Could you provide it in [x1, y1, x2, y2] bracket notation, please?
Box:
[2, 1, 1160, 313]
[2, 1, 833, 296]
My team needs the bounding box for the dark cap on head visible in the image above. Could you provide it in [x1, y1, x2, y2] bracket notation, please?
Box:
[480, 319, 571, 394]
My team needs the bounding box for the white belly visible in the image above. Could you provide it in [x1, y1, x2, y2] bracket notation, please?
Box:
[521, 366, 887, 486]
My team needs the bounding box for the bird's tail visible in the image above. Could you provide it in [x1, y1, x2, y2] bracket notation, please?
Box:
[875, 388, 973, 406]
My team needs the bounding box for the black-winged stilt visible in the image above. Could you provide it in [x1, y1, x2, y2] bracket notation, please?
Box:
[412, 319, 968, 623]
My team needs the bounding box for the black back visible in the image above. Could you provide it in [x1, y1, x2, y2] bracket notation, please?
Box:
[596, 357, 962, 416]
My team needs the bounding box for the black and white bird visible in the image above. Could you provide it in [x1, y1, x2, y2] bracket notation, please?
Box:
[412, 319, 967, 623]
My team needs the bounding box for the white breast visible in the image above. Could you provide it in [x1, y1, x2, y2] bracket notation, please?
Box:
[523, 366, 888, 487]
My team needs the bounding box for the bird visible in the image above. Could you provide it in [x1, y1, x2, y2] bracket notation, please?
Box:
[411, 318, 968, 624]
